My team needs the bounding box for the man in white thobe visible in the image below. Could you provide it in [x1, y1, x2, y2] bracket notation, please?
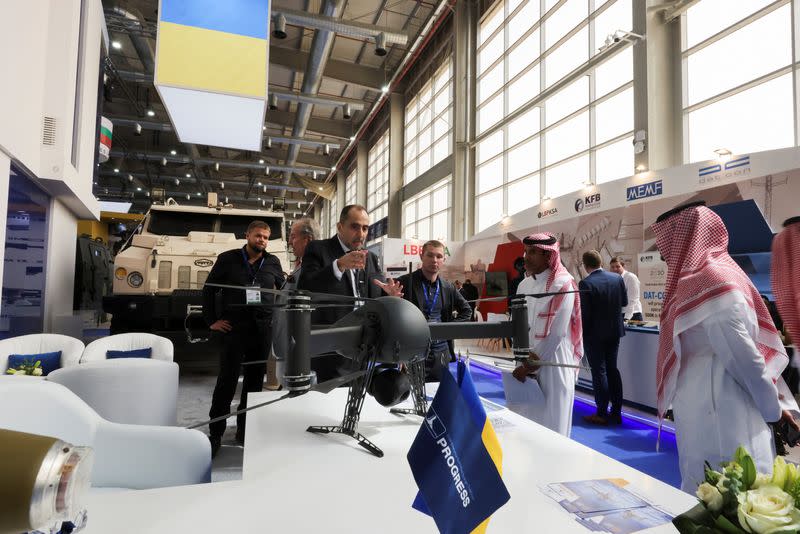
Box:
[651, 201, 799, 492]
[512, 233, 583, 437]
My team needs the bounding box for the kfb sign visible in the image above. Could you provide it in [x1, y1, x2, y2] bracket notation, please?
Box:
[626, 180, 663, 201]
[574, 193, 601, 213]
[637, 252, 667, 322]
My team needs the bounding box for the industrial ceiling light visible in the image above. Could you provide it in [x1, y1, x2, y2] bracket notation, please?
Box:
[262, 199, 266, 207]
[349, 135, 356, 141]
[214, 162, 220, 171]
[265, 166, 270, 174]
[170, 149, 177, 156]
[185, 173, 191, 178]
[257, 181, 262, 186]
[265, 138, 272, 150]
[186, 194, 190, 200]
[175, 178, 180, 186]
[331, 165, 336, 171]
[381, 84, 389, 94]
[323, 144, 330, 156]
[263, 186, 268, 194]
[113, 168, 119, 173]
[196, 192, 201, 196]
[272, 13, 287, 39]
[146, 191, 151, 197]
[219, 181, 225, 190]
[224, 196, 229, 203]
[259, 159, 264, 164]
[161, 157, 167, 166]
[136, 187, 142, 191]
[112, 40, 122, 50]
[374, 32, 387, 57]
[342, 103, 352, 120]
[268, 93, 278, 110]
[262, 125, 266, 131]
[311, 171, 317, 180]
[134, 123, 142, 136]
[127, 174, 134, 183]
[146, 110, 155, 117]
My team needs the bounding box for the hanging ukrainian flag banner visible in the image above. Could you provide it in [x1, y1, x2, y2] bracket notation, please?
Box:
[407, 360, 510, 533]
[154, 0, 269, 150]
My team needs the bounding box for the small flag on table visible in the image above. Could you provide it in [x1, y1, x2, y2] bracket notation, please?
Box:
[407, 360, 510, 533]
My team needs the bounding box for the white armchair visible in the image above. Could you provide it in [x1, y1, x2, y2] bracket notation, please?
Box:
[0, 333, 84, 373]
[0, 379, 210, 489]
[47, 359, 179, 426]
[81, 333, 174, 362]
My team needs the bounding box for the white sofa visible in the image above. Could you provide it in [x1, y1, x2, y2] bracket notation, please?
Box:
[0, 333, 84, 373]
[81, 333, 174, 362]
[0, 379, 210, 489]
[47, 359, 179, 426]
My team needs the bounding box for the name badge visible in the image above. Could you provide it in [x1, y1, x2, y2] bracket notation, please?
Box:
[245, 288, 262, 305]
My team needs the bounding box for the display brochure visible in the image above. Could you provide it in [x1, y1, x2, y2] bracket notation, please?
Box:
[542, 479, 673, 534]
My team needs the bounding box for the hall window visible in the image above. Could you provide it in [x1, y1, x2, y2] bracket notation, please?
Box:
[327, 193, 338, 238]
[404, 59, 453, 185]
[402, 177, 452, 241]
[344, 170, 357, 206]
[475, 0, 634, 232]
[682, 0, 796, 162]
[367, 131, 390, 222]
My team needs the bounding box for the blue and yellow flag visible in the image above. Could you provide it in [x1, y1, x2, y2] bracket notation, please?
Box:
[407, 360, 510, 533]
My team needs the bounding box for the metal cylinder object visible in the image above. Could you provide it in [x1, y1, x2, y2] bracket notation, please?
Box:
[0, 429, 93, 534]
[283, 293, 314, 392]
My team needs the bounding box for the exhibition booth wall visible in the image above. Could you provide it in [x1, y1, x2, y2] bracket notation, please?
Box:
[460, 146, 800, 413]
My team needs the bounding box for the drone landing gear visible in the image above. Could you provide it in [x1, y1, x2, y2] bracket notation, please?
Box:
[390, 358, 428, 417]
[307, 353, 384, 458]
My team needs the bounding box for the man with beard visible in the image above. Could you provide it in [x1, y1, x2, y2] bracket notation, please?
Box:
[203, 220, 284, 457]
[511, 233, 583, 437]
[651, 202, 798, 491]
[392, 240, 473, 381]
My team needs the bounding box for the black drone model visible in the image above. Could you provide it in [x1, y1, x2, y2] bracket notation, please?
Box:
[188, 284, 579, 457]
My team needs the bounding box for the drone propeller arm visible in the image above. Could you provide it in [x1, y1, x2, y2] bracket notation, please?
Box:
[308, 326, 363, 356]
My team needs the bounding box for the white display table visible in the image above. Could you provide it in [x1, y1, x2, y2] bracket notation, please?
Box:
[82, 386, 692, 533]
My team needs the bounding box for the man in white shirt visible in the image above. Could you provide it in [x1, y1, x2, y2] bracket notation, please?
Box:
[609, 256, 642, 322]
[511, 233, 584, 437]
[651, 201, 799, 492]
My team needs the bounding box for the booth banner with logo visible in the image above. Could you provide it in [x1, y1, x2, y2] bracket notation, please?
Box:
[637, 253, 667, 322]
[380, 238, 466, 281]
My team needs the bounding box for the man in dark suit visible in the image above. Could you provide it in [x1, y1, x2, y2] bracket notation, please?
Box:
[579, 250, 628, 425]
[202, 220, 285, 456]
[394, 240, 473, 381]
[298, 204, 402, 381]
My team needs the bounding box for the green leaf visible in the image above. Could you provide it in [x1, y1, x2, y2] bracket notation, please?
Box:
[673, 503, 717, 534]
[740, 455, 756, 490]
[714, 515, 748, 534]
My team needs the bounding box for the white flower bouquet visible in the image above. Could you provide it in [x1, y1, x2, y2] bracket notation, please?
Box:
[5, 359, 43, 376]
[674, 446, 800, 533]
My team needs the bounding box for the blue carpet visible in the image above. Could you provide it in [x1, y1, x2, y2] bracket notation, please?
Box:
[453, 362, 682, 489]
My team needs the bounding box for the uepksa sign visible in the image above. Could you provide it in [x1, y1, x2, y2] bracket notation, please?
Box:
[537, 207, 558, 219]
[698, 155, 751, 185]
[626, 180, 663, 201]
[574, 193, 601, 213]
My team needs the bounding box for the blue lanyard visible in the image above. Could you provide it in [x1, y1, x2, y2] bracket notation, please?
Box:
[241, 248, 265, 285]
[421, 279, 441, 317]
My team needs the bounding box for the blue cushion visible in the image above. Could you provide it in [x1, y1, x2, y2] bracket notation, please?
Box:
[8, 351, 62, 375]
[106, 347, 152, 359]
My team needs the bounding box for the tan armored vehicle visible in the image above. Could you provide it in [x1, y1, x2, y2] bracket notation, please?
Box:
[103, 198, 289, 334]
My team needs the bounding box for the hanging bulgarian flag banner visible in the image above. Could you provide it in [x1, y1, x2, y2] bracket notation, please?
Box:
[99, 116, 112, 163]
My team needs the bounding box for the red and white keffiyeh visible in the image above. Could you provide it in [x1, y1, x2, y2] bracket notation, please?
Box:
[771, 218, 800, 346]
[524, 233, 583, 363]
[651, 206, 787, 418]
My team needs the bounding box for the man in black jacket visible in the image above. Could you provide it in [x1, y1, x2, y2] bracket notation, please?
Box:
[202, 220, 285, 456]
[298, 204, 402, 381]
[393, 240, 473, 381]
[460, 279, 480, 320]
